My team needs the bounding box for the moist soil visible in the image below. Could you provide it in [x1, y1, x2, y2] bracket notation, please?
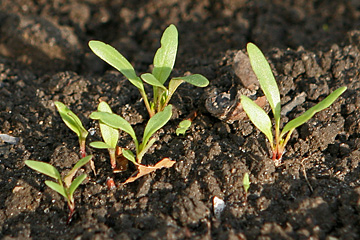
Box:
[1, 1, 360, 239]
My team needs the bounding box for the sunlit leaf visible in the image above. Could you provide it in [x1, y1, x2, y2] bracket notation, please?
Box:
[142, 105, 172, 147]
[97, 102, 119, 148]
[247, 43, 281, 125]
[89, 40, 144, 90]
[55, 101, 88, 139]
[69, 174, 87, 198]
[172, 74, 209, 87]
[89, 141, 112, 149]
[90, 111, 137, 145]
[152, 24, 178, 84]
[241, 95, 273, 146]
[122, 149, 136, 164]
[141, 73, 167, 90]
[63, 155, 92, 187]
[45, 181, 67, 199]
[25, 160, 61, 181]
[280, 86, 347, 138]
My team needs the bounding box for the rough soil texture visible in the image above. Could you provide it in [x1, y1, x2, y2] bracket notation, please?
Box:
[0, 0, 360, 239]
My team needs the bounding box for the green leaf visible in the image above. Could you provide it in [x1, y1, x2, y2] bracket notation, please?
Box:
[142, 105, 172, 148]
[172, 74, 209, 87]
[152, 24, 178, 84]
[70, 155, 92, 174]
[176, 119, 191, 136]
[280, 86, 347, 138]
[89, 141, 112, 149]
[25, 160, 61, 181]
[64, 155, 92, 187]
[97, 102, 119, 148]
[141, 73, 167, 90]
[90, 111, 138, 146]
[243, 173, 250, 193]
[122, 149, 137, 164]
[247, 43, 281, 125]
[68, 174, 87, 198]
[45, 181, 68, 199]
[241, 95, 273, 146]
[88, 40, 144, 90]
[54, 102, 88, 139]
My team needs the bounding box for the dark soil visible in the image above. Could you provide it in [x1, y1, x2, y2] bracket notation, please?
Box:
[1, 0, 360, 239]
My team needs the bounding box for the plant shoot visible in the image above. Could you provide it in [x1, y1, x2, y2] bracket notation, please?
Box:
[241, 43, 347, 165]
[89, 24, 209, 117]
[25, 155, 92, 222]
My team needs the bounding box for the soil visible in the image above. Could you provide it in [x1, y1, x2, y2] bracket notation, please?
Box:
[0, 0, 360, 239]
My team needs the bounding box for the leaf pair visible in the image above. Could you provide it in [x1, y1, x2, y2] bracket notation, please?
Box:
[89, 24, 209, 117]
[25, 155, 92, 221]
[241, 43, 347, 163]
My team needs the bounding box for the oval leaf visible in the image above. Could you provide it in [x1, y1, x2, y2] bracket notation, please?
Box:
[71, 155, 92, 173]
[122, 149, 136, 164]
[142, 105, 172, 147]
[69, 174, 87, 198]
[97, 102, 119, 148]
[25, 160, 61, 181]
[89, 40, 144, 90]
[90, 141, 112, 149]
[172, 74, 209, 87]
[247, 43, 281, 125]
[141, 73, 167, 90]
[241, 95, 273, 146]
[152, 24, 178, 84]
[45, 181, 67, 199]
[90, 111, 137, 145]
[280, 86, 347, 138]
[55, 102, 84, 137]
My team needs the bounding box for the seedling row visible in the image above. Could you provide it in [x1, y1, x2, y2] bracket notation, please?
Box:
[24, 24, 346, 221]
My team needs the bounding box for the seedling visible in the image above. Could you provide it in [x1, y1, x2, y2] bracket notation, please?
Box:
[25, 155, 92, 222]
[55, 101, 88, 158]
[176, 119, 191, 136]
[243, 173, 250, 197]
[89, 102, 120, 169]
[241, 43, 347, 165]
[89, 24, 209, 117]
[90, 104, 172, 164]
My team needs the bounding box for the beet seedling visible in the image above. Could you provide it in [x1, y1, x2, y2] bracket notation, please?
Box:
[55, 101, 88, 158]
[176, 119, 191, 136]
[241, 43, 347, 165]
[90, 104, 172, 164]
[89, 102, 119, 169]
[25, 155, 92, 222]
[89, 24, 209, 117]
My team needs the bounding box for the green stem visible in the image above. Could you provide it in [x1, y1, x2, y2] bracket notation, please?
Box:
[139, 89, 154, 117]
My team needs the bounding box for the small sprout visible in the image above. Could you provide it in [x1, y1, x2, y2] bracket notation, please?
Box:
[89, 24, 209, 118]
[176, 119, 191, 136]
[89, 102, 121, 170]
[241, 43, 347, 165]
[55, 101, 88, 158]
[243, 172, 250, 196]
[25, 155, 92, 223]
[90, 104, 172, 164]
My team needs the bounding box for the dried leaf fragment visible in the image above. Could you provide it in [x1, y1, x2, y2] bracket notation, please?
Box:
[123, 158, 175, 184]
